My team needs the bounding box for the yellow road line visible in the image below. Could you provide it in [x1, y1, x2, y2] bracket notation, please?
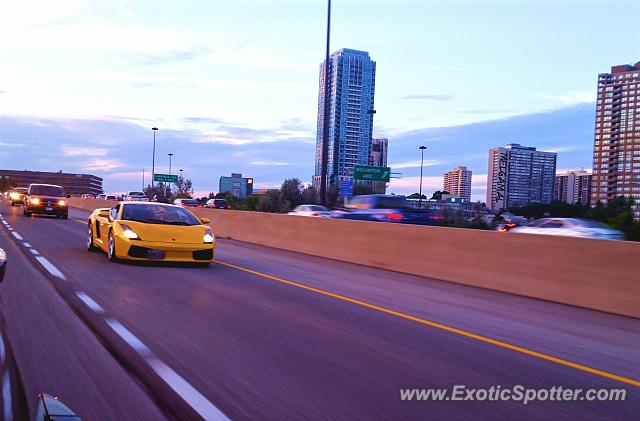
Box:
[216, 260, 640, 388]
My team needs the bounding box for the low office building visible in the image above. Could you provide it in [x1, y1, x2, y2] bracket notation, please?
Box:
[0, 169, 103, 195]
[219, 173, 254, 199]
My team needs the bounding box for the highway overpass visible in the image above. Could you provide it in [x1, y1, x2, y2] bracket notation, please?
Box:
[0, 200, 638, 419]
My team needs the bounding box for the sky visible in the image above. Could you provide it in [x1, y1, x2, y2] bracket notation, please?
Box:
[0, 0, 639, 200]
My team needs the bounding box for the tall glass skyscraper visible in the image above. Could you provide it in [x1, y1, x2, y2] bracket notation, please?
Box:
[314, 49, 376, 190]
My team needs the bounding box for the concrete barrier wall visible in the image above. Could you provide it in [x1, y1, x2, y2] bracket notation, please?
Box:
[69, 198, 640, 318]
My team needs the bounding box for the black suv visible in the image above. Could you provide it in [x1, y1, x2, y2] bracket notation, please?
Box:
[24, 184, 69, 219]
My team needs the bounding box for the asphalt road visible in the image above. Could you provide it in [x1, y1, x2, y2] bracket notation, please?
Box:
[0, 202, 638, 420]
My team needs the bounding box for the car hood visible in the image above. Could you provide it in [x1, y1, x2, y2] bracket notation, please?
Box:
[123, 221, 208, 244]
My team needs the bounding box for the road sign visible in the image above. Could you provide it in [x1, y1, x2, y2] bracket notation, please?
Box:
[153, 173, 178, 183]
[340, 179, 353, 196]
[353, 165, 390, 182]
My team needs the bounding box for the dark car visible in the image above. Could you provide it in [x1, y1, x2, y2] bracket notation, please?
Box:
[23, 184, 69, 219]
[205, 199, 229, 209]
[152, 194, 171, 203]
[8, 187, 28, 205]
[332, 194, 443, 225]
[173, 198, 203, 208]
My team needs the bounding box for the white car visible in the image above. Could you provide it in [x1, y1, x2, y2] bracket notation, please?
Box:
[509, 218, 624, 240]
[123, 191, 149, 202]
[287, 205, 331, 217]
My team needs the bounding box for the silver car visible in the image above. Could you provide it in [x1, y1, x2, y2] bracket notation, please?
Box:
[287, 205, 331, 217]
[509, 218, 624, 240]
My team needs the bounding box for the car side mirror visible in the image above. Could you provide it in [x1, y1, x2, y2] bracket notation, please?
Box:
[98, 210, 110, 218]
[200, 217, 210, 224]
[67, 194, 71, 198]
[0, 248, 7, 283]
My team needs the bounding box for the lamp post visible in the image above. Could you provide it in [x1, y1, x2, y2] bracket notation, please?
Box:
[319, 0, 331, 205]
[418, 145, 427, 209]
[142, 169, 145, 191]
[151, 127, 159, 187]
[167, 153, 174, 195]
[179, 169, 184, 195]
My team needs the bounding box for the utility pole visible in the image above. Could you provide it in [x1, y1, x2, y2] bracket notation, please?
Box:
[151, 127, 158, 187]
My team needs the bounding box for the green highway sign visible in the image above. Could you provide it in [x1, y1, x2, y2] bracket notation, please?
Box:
[153, 173, 178, 183]
[353, 165, 391, 182]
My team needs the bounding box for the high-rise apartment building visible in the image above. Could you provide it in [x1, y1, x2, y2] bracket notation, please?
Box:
[443, 166, 472, 201]
[554, 170, 592, 205]
[314, 49, 376, 190]
[591, 62, 640, 219]
[370, 138, 388, 167]
[486, 144, 557, 211]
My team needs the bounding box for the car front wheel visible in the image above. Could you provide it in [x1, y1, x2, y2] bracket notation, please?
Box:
[107, 231, 118, 261]
[87, 224, 97, 252]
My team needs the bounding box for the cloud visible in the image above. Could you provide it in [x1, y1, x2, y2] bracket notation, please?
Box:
[116, 9, 136, 19]
[529, 91, 596, 104]
[0, 90, 5, 95]
[249, 160, 290, 166]
[0, 0, 87, 27]
[192, 124, 314, 146]
[390, 159, 439, 169]
[388, 176, 443, 193]
[83, 159, 124, 171]
[544, 145, 588, 153]
[140, 47, 212, 65]
[61, 144, 108, 157]
[400, 94, 452, 101]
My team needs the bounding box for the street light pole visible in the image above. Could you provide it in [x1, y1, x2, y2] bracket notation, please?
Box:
[319, 0, 331, 205]
[151, 127, 158, 187]
[142, 169, 145, 191]
[167, 153, 174, 195]
[418, 146, 427, 209]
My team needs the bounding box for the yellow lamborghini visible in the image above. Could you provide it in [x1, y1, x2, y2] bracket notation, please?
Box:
[87, 202, 215, 265]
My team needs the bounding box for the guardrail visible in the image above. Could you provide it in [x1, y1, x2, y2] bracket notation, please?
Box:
[69, 198, 640, 318]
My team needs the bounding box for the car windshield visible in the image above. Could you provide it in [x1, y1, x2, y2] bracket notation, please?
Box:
[30, 185, 65, 196]
[121, 204, 201, 225]
[374, 196, 409, 209]
[574, 219, 612, 229]
[214, 200, 227, 205]
[307, 205, 328, 211]
[128, 192, 145, 196]
[181, 199, 200, 205]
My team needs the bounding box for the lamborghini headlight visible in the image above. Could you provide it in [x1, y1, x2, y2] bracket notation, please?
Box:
[120, 223, 140, 239]
[203, 228, 214, 244]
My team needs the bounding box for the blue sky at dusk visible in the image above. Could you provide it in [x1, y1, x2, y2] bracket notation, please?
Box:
[1, 0, 639, 200]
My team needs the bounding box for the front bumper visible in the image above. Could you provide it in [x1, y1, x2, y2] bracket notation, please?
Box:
[116, 238, 216, 262]
[27, 204, 68, 215]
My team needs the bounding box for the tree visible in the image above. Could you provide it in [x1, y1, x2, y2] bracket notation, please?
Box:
[300, 185, 317, 205]
[0, 177, 17, 193]
[430, 190, 450, 200]
[353, 183, 374, 196]
[172, 177, 193, 197]
[407, 193, 426, 199]
[143, 183, 171, 199]
[280, 178, 303, 209]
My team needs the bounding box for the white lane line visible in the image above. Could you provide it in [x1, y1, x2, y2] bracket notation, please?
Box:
[105, 319, 152, 357]
[2, 373, 12, 421]
[34, 256, 66, 280]
[75, 291, 105, 314]
[6, 228, 12, 232]
[29, 249, 39, 256]
[10, 232, 22, 241]
[22, 242, 31, 248]
[148, 358, 229, 421]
